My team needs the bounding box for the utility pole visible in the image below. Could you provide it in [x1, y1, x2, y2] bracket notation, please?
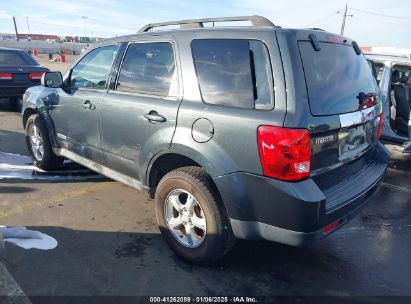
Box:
[26, 16, 31, 34]
[13, 16, 19, 41]
[81, 16, 88, 37]
[339, 4, 353, 35]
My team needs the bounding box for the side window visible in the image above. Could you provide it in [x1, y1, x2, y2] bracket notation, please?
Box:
[70, 45, 119, 90]
[116, 42, 177, 97]
[191, 39, 274, 110]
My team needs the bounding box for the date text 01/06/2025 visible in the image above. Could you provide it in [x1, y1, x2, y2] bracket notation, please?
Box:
[149, 296, 258, 303]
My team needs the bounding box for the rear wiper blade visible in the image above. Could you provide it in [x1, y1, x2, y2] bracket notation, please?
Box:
[308, 34, 321, 51]
[352, 41, 362, 55]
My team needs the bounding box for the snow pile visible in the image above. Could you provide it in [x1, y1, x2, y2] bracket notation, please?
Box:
[0, 226, 57, 250]
[0, 151, 101, 180]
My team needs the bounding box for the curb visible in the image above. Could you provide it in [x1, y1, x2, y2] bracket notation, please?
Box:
[0, 262, 31, 304]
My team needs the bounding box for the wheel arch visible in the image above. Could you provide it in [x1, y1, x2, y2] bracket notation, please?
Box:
[23, 106, 59, 149]
[146, 149, 223, 200]
[22, 107, 38, 128]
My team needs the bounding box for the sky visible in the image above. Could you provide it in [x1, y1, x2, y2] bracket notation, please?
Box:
[0, 0, 410, 47]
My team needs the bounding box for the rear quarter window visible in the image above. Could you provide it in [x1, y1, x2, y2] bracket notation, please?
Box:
[191, 39, 274, 110]
[299, 41, 378, 116]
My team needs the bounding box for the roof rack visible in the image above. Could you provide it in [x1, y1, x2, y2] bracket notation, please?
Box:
[306, 27, 325, 31]
[138, 15, 276, 33]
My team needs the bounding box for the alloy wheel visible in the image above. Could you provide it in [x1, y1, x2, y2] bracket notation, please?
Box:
[164, 189, 207, 248]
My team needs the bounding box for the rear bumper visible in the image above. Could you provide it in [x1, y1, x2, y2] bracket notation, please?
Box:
[213, 142, 389, 246]
[0, 86, 29, 99]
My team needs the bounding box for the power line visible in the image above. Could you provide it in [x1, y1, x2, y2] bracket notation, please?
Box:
[349, 7, 411, 19]
[348, 13, 411, 26]
[303, 10, 342, 27]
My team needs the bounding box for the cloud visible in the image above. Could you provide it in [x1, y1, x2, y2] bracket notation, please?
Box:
[231, 0, 411, 47]
[0, 0, 410, 46]
[1, 0, 153, 36]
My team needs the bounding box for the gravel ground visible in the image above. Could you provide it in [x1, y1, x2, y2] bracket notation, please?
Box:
[34, 53, 78, 74]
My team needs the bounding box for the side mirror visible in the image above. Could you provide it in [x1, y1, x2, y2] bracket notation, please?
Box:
[41, 72, 63, 88]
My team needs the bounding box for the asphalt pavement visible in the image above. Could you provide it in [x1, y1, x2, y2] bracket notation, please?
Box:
[0, 99, 411, 301]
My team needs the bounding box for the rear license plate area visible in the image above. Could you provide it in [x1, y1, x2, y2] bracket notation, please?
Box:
[13, 73, 28, 83]
[338, 122, 372, 158]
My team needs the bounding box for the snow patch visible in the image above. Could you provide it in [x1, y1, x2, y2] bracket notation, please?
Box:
[0, 226, 57, 250]
[0, 151, 102, 181]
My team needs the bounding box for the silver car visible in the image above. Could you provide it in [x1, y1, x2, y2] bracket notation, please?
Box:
[366, 53, 411, 153]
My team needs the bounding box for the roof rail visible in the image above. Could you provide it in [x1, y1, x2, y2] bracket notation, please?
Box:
[138, 15, 276, 32]
[306, 27, 325, 31]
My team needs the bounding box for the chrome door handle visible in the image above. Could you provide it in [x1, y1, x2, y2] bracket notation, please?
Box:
[83, 100, 96, 111]
[144, 111, 166, 123]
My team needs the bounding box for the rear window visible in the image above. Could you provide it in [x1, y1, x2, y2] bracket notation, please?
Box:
[0, 50, 37, 66]
[299, 42, 378, 116]
[191, 39, 274, 110]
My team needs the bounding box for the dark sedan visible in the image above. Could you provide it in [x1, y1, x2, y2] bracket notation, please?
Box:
[0, 47, 49, 106]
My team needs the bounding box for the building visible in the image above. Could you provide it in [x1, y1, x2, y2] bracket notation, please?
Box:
[17, 33, 61, 42]
[361, 46, 411, 59]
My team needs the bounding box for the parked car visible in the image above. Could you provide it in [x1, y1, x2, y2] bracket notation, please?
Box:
[366, 53, 411, 153]
[0, 47, 49, 108]
[21, 16, 389, 264]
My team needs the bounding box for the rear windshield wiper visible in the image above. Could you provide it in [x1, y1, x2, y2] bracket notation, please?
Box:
[309, 34, 321, 51]
[352, 41, 362, 55]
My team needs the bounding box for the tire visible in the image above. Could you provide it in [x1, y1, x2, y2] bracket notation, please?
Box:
[25, 114, 63, 171]
[155, 166, 236, 265]
[9, 98, 22, 113]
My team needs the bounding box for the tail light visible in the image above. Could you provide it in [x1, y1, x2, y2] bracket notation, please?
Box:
[375, 112, 383, 140]
[257, 126, 311, 181]
[28, 72, 45, 80]
[0, 73, 12, 80]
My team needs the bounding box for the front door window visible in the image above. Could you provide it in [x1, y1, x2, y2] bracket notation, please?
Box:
[70, 45, 119, 90]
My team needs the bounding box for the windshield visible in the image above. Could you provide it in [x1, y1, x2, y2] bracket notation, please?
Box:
[299, 41, 378, 116]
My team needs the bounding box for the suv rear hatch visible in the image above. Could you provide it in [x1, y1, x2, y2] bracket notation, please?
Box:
[279, 31, 385, 211]
[297, 34, 382, 172]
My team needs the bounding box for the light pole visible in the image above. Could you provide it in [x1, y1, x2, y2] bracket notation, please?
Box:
[26, 16, 31, 34]
[81, 16, 88, 37]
